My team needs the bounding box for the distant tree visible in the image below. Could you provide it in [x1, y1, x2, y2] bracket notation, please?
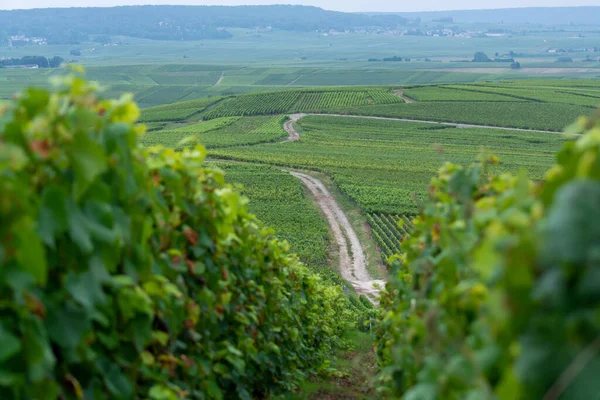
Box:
[1, 56, 52, 68]
[69, 49, 81, 56]
[495, 52, 499, 56]
[511, 61, 521, 69]
[556, 56, 573, 62]
[49, 56, 64, 68]
[367, 58, 381, 62]
[383, 55, 403, 62]
[472, 52, 491, 62]
[93, 35, 111, 44]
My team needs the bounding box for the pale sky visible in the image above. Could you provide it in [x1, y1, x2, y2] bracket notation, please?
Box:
[0, 0, 598, 13]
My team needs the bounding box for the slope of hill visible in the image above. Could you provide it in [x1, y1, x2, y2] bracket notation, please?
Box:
[0, 5, 410, 44]
[368, 6, 600, 25]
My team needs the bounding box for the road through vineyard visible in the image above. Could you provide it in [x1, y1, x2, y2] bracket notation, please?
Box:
[285, 113, 560, 134]
[289, 171, 385, 300]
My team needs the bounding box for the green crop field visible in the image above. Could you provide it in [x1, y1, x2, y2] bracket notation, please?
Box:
[210, 162, 344, 283]
[210, 115, 566, 213]
[4, 5, 600, 397]
[137, 81, 598, 264]
[142, 115, 287, 148]
[366, 213, 414, 262]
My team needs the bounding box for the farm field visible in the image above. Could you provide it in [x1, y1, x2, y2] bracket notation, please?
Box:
[211, 114, 566, 263]
[142, 81, 599, 130]
[210, 115, 566, 214]
[4, 6, 600, 398]
[140, 81, 598, 265]
[2, 58, 599, 107]
[210, 162, 340, 281]
[141, 116, 287, 148]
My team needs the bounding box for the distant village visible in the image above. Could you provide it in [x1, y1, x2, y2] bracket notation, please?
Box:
[7, 35, 48, 46]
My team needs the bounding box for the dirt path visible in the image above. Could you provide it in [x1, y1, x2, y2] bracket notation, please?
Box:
[290, 171, 385, 300]
[286, 74, 304, 86]
[289, 113, 560, 134]
[283, 113, 305, 142]
[214, 72, 225, 87]
[393, 89, 416, 103]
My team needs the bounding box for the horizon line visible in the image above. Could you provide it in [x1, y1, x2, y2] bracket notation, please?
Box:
[2, 4, 599, 13]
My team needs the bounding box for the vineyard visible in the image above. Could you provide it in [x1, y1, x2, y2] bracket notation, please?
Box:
[402, 86, 528, 102]
[201, 88, 405, 119]
[212, 162, 345, 284]
[376, 115, 600, 399]
[211, 115, 566, 214]
[140, 97, 221, 122]
[0, 74, 378, 399]
[203, 92, 300, 119]
[2, 68, 600, 398]
[139, 81, 600, 132]
[142, 116, 287, 148]
[366, 213, 413, 262]
[329, 101, 592, 131]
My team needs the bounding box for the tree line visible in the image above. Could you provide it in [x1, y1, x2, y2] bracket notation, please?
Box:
[0, 5, 411, 45]
[0, 55, 64, 68]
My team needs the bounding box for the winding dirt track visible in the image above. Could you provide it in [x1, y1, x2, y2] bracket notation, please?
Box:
[393, 89, 416, 103]
[290, 171, 385, 299]
[283, 114, 305, 142]
[214, 72, 225, 87]
[281, 111, 562, 300]
[285, 113, 559, 135]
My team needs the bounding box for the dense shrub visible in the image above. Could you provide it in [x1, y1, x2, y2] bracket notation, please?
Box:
[376, 114, 600, 399]
[0, 71, 354, 399]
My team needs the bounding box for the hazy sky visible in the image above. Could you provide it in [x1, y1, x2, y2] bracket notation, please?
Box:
[0, 0, 598, 13]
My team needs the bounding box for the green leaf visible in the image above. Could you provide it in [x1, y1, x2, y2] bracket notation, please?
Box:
[148, 384, 179, 400]
[14, 217, 48, 285]
[404, 383, 438, 400]
[46, 305, 90, 349]
[38, 186, 69, 247]
[206, 379, 223, 400]
[495, 367, 522, 400]
[29, 379, 61, 400]
[66, 269, 108, 310]
[541, 180, 600, 264]
[68, 202, 93, 254]
[0, 323, 21, 362]
[97, 359, 134, 399]
[68, 130, 107, 200]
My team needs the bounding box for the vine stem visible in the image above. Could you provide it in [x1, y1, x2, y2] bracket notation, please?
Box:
[543, 335, 600, 400]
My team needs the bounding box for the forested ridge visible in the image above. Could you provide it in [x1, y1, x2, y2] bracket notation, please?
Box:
[0, 5, 409, 44]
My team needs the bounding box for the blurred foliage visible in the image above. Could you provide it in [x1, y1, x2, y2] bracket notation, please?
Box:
[0, 69, 358, 399]
[376, 113, 600, 399]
